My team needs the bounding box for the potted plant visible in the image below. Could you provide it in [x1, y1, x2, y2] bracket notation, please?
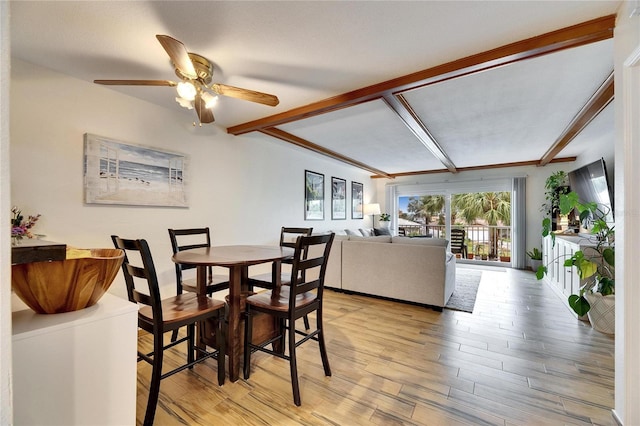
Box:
[541, 171, 569, 232]
[526, 247, 543, 272]
[378, 213, 391, 228]
[539, 191, 615, 334]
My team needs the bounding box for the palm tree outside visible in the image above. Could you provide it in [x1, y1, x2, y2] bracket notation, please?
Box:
[399, 192, 511, 258]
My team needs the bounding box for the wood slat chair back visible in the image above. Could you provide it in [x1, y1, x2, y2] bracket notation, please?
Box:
[111, 235, 226, 426]
[248, 226, 313, 290]
[168, 227, 230, 295]
[243, 232, 335, 406]
[450, 228, 468, 258]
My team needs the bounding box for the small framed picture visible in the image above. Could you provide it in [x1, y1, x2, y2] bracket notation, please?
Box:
[351, 181, 363, 219]
[305, 170, 325, 220]
[331, 177, 347, 220]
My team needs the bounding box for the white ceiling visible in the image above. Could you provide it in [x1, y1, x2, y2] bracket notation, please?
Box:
[9, 1, 620, 176]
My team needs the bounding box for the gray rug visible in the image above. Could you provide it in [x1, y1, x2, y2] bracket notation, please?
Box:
[445, 269, 482, 313]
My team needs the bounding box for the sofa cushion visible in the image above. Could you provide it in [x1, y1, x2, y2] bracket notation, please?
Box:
[349, 235, 392, 243]
[333, 229, 348, 236]
[359, 228, 375, 237]
[345, 229, 361, 236]
[373, 227, 391, 236]
[392, 236, 449, 247]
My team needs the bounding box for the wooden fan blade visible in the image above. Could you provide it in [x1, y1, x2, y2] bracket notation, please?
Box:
[211, 83, 279, 107]
[156, 35, 197, 79]
[94, 80, 177, 86]
[194, 94, 215, 124]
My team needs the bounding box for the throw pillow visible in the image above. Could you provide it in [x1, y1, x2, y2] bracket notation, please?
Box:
[345, 229, 361, 236]
[373, 227, 391, 236]
[359, 228, 374, 237]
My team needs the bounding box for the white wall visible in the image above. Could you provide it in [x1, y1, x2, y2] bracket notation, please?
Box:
[9, 59, 373, 300]
[614, 2, 640, 424]
[0, 2, 13, 423]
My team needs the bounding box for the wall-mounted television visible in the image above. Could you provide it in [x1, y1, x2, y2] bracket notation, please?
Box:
[568, 158, 614, 224]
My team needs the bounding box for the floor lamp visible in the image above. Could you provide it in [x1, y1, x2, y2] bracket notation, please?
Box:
[363, 203, 381, 228]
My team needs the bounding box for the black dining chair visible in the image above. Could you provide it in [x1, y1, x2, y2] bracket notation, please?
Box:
[112, 235, 226, 426]
[243, 233, 334, 406]
[168, 227, 230, 296]
[247, 227, 313, 290]
[248, 226, 313, 328]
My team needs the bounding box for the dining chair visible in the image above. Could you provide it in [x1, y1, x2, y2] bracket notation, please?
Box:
[450, 228, 468, 258]
[247, 226, 313, 290]
[168, 227, 230, 296]
[248, 226, 313, 329]
[111, 235, 226, 426]
[243, 232, 334, 406]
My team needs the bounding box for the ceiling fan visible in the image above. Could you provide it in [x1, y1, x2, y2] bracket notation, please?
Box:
[94, 35, 279, 124]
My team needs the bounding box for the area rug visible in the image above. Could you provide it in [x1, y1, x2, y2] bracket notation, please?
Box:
[445, 269, 483, 313]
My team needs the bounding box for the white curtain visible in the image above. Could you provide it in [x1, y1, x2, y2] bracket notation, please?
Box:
[511, 177, 527, 269]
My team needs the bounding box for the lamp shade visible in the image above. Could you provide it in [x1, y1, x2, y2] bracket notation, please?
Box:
[363, 203, 381, 215]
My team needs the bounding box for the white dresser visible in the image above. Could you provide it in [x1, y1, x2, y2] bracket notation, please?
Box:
[12, 292, 138, 425]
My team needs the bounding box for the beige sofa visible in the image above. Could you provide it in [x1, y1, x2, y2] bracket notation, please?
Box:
[322, 234, 456, 310]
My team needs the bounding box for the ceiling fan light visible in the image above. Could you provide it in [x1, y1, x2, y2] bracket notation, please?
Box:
[201, 92, 218, 109]
[176, 81, 196, 101]
[175, 97, 193, 109]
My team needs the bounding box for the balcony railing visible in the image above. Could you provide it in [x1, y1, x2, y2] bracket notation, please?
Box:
[398, 224, 511, 261]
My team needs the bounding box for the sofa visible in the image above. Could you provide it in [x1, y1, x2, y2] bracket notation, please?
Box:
[320, 231, 456, 310]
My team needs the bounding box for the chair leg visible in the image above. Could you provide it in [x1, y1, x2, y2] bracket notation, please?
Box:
[243, 307, 253, 380]
[187, 323, 195, 367]
[288, 319, 301, 406]
[317, 308, 331, 377]
[303, 315, 310, 330]
[144, 330, 164, 426]
[216, 313, 226, 386]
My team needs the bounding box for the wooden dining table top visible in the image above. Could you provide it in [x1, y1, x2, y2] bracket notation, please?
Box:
[172, 245, 293, 268]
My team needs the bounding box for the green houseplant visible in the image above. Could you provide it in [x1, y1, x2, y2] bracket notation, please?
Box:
[379, 213, 391, 228]
[526, 247, 543, 272]
[538, 191, 615, 333]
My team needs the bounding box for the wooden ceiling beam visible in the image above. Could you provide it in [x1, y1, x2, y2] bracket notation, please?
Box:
[538, 71, 614, 166]
[258, 128, 394, 178]
[370, 157, 577, 179]
[382, 94, 458, 173]
[227, 15, 615, 136]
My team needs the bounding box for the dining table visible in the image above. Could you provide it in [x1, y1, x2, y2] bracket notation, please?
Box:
[172, 245, 293, 382]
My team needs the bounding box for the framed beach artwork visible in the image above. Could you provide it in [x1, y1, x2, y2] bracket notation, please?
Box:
[331, 177, 347, 220]
[305, 170, 324, 220]
[351, 181, 363, 219]
[83, 134, 189, 207]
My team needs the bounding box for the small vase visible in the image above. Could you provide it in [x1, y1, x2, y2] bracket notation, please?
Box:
[380, 221, 390, 229]
[11, 236, 23, 246]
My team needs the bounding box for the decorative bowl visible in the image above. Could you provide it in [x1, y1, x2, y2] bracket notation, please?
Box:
[11, 248, 124, 314]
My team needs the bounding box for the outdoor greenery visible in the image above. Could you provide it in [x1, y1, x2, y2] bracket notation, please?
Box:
[400, 192, 511, 227]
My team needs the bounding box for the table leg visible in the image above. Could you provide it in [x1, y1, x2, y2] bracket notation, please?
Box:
[227, 266, 243, 382]
[195, 265, 209, 355]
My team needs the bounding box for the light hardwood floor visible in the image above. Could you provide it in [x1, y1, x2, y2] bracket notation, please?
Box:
[136, 266, 615, 425]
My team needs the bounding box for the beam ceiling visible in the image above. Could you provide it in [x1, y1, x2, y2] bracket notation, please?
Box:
[227, 15, 615, 177]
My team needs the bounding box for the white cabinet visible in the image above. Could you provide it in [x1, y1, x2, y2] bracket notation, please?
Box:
[12, 292, 138, 425]
[542, 235, 591, 316]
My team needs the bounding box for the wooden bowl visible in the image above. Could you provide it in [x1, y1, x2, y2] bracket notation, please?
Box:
[11, 248, 124, 314]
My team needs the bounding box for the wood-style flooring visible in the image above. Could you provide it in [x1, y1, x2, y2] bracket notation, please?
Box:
[136, 266, 615, 425]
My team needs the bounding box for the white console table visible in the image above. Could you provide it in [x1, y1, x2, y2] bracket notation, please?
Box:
[12, 292, 138, 425]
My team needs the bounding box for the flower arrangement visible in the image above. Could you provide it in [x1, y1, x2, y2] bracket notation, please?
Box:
[11, 207, 41, 240]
